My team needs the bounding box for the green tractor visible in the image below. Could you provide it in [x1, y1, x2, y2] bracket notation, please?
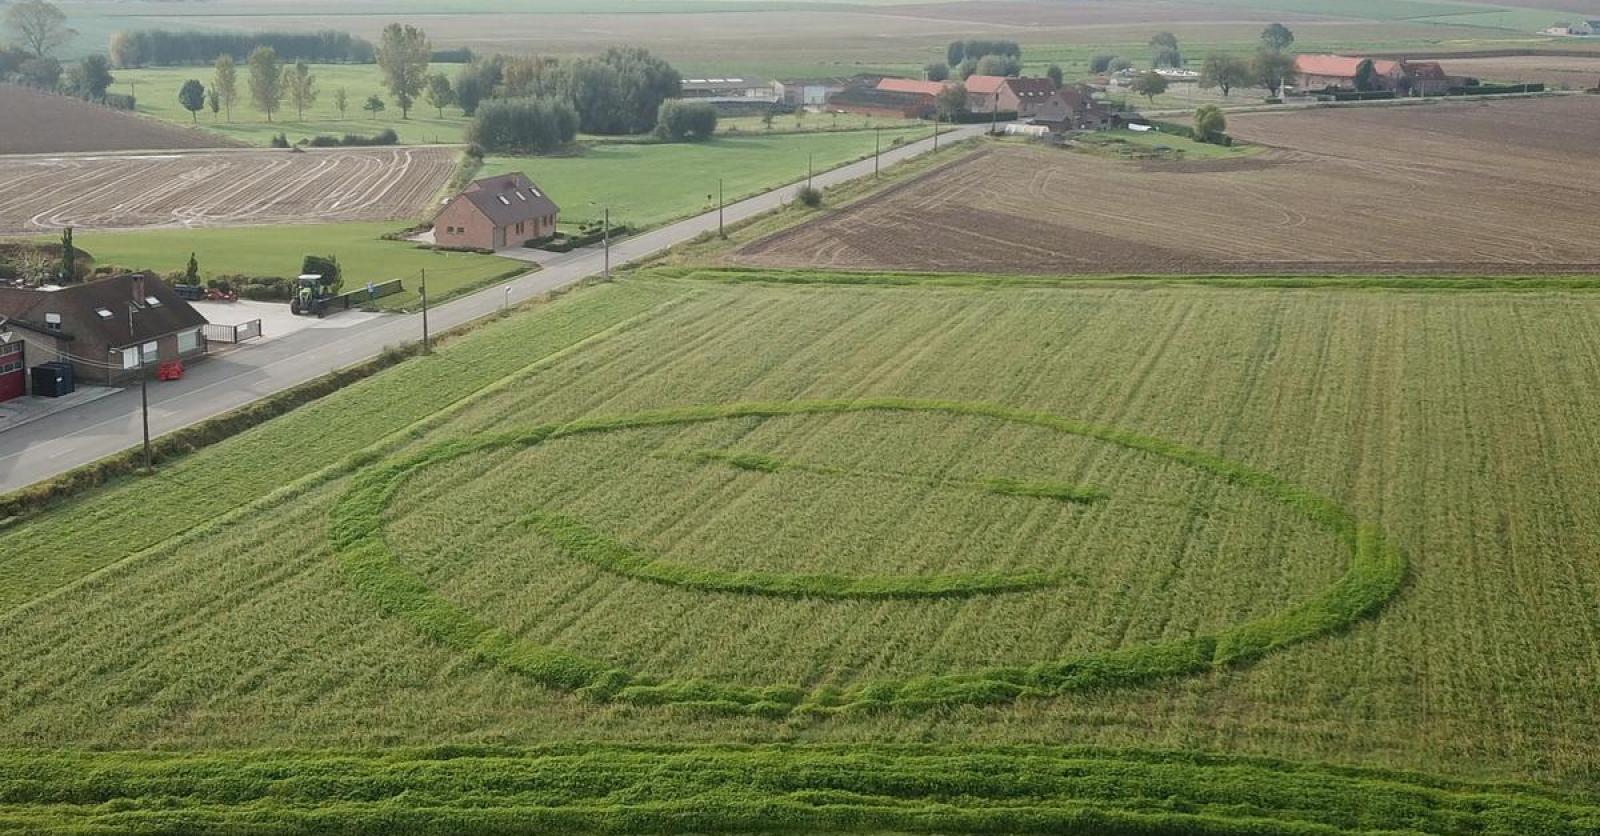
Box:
[288, 255, 343, 317]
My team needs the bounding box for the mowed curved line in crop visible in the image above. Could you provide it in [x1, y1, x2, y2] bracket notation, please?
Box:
[329, 398, 1408, 717]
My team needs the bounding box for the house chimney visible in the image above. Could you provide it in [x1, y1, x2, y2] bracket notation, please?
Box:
[131, 273, 146, 304]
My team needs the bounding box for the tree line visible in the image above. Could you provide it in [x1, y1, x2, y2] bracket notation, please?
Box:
[109, 29, 373, 68]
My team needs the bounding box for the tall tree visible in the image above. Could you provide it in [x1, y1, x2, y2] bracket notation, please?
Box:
[1149, 32, 1182, 68]
[376, 22, 430, 119]
[1354, 58, 1378, 92]
[333, 86, 349, 119]
[213, 54, 238, 122]
[178, 78, 205, 121]
[1130, 70, 1169, 104]
[247, 46, 284, 122]
[206, 85, 220, 119]
[1260, 23, 1295, 53]
[4, 0, 74, 59]
[1252, 49, 1295, 96]
[1199, 53, 1252, 97]
[1193, 104, 1227, 142]
[288, 60, 317, 120]
[1046, 63, 1064, 88]
[424, 72, 454, 118]
[924, 61, 949, 82]
[363, 93, 385, 118]
[936, 83, 968, 121]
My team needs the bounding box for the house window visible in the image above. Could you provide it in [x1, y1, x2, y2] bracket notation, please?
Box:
[145, 295, 162, 307]
[178, 329, 199, 353]
[95, 308, 113, 319]
[142, 341, 158, 363]
[121, 347, 139, 369]
[45, 312, 61, 332]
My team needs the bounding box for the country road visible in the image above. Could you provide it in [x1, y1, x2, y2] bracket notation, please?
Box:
[0, 124, 988, 494]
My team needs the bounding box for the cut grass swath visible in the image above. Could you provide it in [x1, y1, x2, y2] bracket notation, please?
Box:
[329, 398, 1407, 717]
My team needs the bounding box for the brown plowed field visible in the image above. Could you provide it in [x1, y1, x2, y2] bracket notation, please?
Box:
[0, 84, 238, 155]
[1438, 55, 1600, 89]
[738, 97, 1600, 276]
[0, 147, 456, 234]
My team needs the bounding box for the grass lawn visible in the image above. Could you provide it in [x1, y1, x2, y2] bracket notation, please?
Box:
[481, 126, 933, 229]
[117, 64, 472, 147]
[70, 222, 522, 308]
[1072, 128, 1255, 159]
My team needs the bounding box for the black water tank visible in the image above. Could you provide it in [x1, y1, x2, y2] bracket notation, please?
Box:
[31, 362, 75, 398]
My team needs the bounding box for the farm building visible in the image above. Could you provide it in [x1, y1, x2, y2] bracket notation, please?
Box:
[435, 173, 560, 252]
[1544, 21, 1597, 35]
[829, 85, 937, 119]
[1029, 86, 1116, 133]
[1292, 55, 1463, 94]
[0, 272, 207, 387]
[875, 78, 949, 99]
[963, 75, 1058, 115]
[776, 78, 854, 107]
[679, 77, 782, 105]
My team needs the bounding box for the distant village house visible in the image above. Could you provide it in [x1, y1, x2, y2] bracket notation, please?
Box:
[435, 173, 560, 252]
[1292, 55, 1461, 95]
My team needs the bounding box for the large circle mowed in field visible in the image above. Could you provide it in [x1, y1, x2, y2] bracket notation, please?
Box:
[332, 400, 1405, 716]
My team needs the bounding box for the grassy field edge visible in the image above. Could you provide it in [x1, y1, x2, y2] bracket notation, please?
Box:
[3, 744, 1597, 835]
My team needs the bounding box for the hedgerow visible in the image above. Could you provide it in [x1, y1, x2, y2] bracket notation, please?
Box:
[329, 398, 1407, 717]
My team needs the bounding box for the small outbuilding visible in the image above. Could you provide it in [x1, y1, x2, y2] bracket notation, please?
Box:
[435, 172, 560, 251]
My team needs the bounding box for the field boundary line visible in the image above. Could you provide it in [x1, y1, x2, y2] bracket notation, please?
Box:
[0, 289, 699, 624]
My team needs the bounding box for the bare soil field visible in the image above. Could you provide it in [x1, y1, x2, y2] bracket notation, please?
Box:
[1439, 55, 1600, 88]
[738, 97, 1600, 276]
[0, 147, 456, 234]
[0, 85, 238, 155]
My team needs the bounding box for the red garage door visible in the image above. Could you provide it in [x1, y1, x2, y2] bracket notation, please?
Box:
[0, 341, 24, 403]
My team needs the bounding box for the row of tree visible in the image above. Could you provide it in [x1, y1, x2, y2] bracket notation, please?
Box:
[453, 48, 680, 135]
[109, 29, 373, 69]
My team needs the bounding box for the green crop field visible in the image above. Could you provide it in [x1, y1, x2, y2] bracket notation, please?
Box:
[480, 126, 933, 229]
[66, 222, 523, 308]
[4, 268, 1600, 831]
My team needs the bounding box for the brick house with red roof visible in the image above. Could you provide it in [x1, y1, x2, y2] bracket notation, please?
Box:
[963, 75, 1057, 115]
[435, 172, 560, 252]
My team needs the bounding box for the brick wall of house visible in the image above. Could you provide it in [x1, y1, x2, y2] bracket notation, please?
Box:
[434, 200, 496, 251]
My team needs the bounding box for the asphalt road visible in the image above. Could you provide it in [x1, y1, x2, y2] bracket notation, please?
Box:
[0, 124, 987, 494]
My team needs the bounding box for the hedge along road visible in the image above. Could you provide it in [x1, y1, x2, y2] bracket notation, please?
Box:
[0, 124, 989, 495]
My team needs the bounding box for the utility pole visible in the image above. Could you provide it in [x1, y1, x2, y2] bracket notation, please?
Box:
[420, 268, 430, 354]
[807, 153, 814, 189]
[991, 89, 999, 135]
[934, 110, 940, 151]
[874, 127, 881, 177]
[718, 177, 725, 238]
[603, 207, 611, 280]
[127, 303, 151, 473]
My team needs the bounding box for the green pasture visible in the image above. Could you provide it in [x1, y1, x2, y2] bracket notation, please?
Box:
[67, 222, 522, 308]
[481, 125, 933, 228]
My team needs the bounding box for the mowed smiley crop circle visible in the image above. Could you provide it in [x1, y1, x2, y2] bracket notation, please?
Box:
[330, 399, 1406, 716]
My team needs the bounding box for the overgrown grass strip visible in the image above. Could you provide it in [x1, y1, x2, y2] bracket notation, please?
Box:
[329, 399, 1407, 716]
[2, 744, 1595, 835]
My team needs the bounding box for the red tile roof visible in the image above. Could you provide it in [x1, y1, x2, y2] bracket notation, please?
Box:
[876, 78, 947, 98]
[963, 74, 1008, 95]
[1293, 55, 1401, 79]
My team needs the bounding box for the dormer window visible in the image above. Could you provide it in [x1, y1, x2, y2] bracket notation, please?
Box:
[95, 308, 113, 319]
[498, 195, 511, 205]
[145, 296, 162, 307]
